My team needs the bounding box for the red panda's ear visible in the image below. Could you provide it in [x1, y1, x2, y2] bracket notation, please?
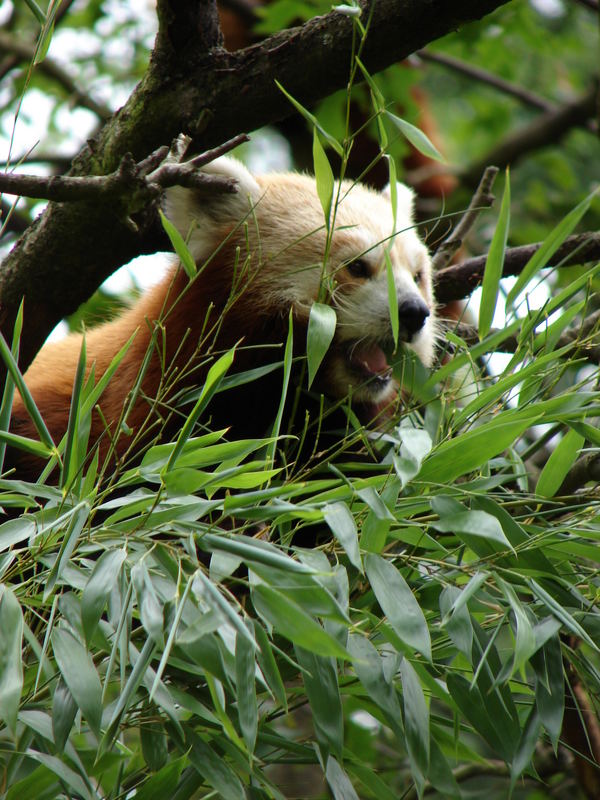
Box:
[163, 156, 261, 261]
[382, 181, 416, 225]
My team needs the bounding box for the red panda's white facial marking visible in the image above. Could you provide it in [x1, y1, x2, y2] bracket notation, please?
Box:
[165, 157, 436, 405]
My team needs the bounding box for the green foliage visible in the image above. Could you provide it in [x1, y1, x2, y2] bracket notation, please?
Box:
[1, 250, 599, 796]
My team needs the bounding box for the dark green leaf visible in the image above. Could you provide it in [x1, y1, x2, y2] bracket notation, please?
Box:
[81, 548, 127, 643]
[296, 646, 343, 759]
[52, 680, 77, 753]
[252, 583, 348, 658]
[52, 627, 102, 738]
[401, 657, 430, 779]
[323, 502, 362, 571]
[307, 302, 336, 388]
[365, 554, 431, 661]
[235, 622, 258, 753]
[0, 586, 23, 736]
[187, 730, 245, 800]
[479, 169, 510, 337]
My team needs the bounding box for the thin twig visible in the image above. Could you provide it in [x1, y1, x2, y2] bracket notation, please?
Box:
[431, 166, 499, 271]
[444, 309, 600, 363]
[146, 133, 250, 185]
[0, 153, 73, 170]
[0, 0, 76, 83]
[434, 232, 600, 303]
[0, 30, 112, 121]
[417, 50, 556, 112]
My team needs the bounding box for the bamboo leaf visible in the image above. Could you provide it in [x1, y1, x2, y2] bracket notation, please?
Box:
[82, 548, 127, 644]
[0, 302, 23, 473]
[276, 81, 343, 155]
[186, 730, 245, 800]
[532, 635, 564, 750]
[0, 586, 23, 736]
[268, 310, 293, 465]
[296, 646, 343, 759]
[307, 302, 336, 389]
[52, 627, 102, 738]
[252, 584, 349, 658]
[312, 129, 335, 228]
[134, 755, 186, 800]
[386, 252, 399, 348]
[386, 111, 444, 162]
[536, 428, 584, 498]
[418, 407, 541, 484]
[166, 346, 236, 471]
[323, 501, 362, 572]
[159, 209, 197, 279]
[253, 620, 287, 710]
[431, 508, 515, 555]
[52, 680, 78, 753]
[60, 335, 87, 489]
[506, 191, 595, 310]
[348, 634, 403, 738]
[325, 756, 360, 800]
[365, 554, 431, 661]
[479, 169, 510, 338]
[235, 622, 258, 754]
[0, 332, 56, 452]
[401, 657, 430, 780]
[24, 751, 95, 800]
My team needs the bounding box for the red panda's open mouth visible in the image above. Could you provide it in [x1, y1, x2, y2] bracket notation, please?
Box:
[347, 341, 393, 383]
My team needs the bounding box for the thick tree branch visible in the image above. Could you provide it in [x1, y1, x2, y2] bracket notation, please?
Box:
[434, 232, 600, 304]
[0, 0, 512, 374]
[155, 0, 223, 57]
[459, 86, 598, 188]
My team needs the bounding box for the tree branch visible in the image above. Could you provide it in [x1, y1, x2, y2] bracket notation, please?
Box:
[0, 0, 513, 374]
[459, 86, 598, 188]
[0, 134, 248, 202]
[444, 309, 600, 364]
[417, 49, 556, 113]
[155, 0, 223, 57]
[431, 166, 499, 271]
[0, 30, 112, 121]
[559, 451, 600, 495]
[434, 232, 600, 304]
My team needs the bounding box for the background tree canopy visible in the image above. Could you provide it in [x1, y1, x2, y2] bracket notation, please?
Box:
[0, 1, 600, 798]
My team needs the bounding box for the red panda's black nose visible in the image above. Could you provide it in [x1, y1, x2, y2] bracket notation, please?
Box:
[398, 296, 430, 336]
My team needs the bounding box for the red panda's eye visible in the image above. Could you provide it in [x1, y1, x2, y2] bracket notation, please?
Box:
[347, 259, 370, 278]
[414, 270, 423, 284]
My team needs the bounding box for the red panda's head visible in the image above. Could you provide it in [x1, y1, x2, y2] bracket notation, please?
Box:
[165, 157, 436, 408]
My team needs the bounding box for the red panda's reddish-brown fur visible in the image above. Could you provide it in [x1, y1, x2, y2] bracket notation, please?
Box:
[9, 158, 437, 480]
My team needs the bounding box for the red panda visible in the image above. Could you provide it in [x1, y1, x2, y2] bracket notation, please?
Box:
[8, 157, 436, 479]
